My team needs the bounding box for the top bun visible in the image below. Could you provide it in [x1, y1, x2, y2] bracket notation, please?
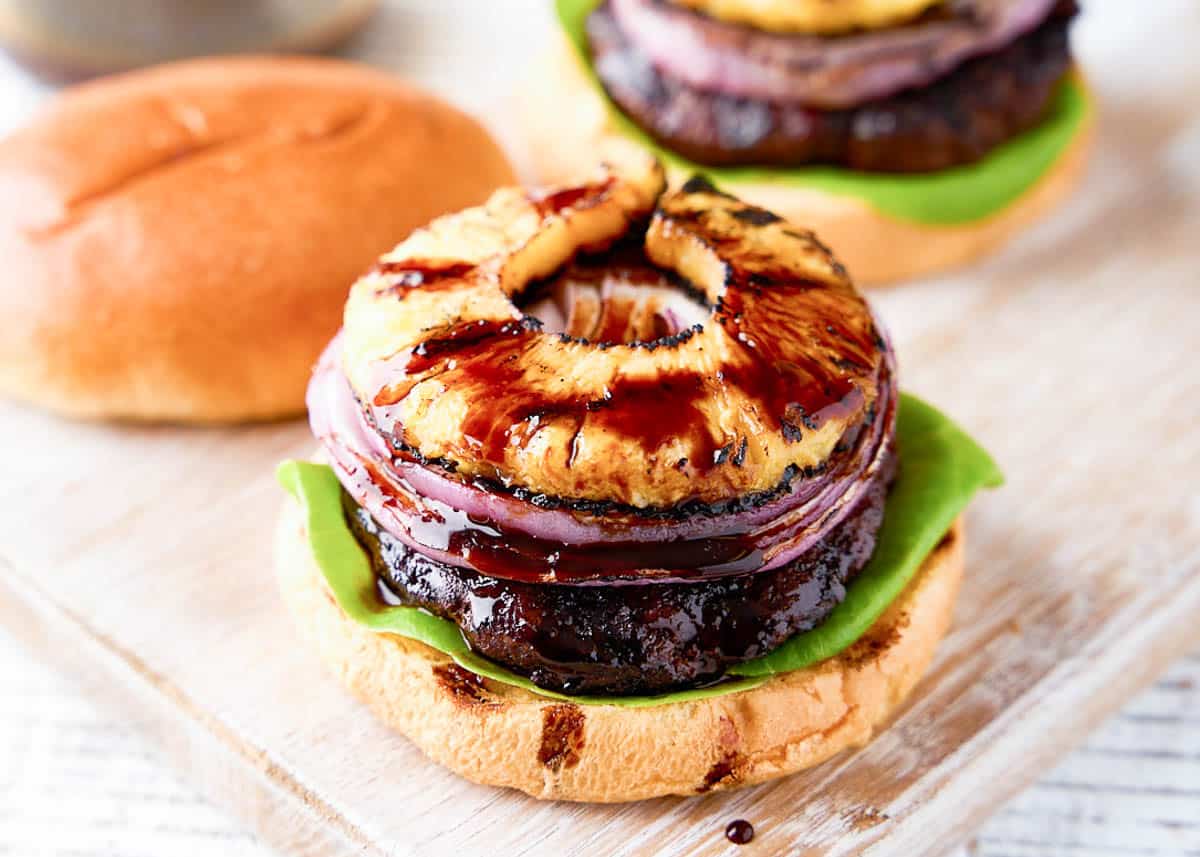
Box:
[0, 56, 515, 423]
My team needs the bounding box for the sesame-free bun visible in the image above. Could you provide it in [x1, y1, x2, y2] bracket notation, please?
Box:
[519, 41, 1092, 286]
[274, 491, 964, 803]
[0, 56, 515, 422]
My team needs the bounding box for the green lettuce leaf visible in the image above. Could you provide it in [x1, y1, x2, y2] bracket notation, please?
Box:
[277, 393, 1001, 708]
[553, 0, 1090, 226]
[729, 394, 1002, 675]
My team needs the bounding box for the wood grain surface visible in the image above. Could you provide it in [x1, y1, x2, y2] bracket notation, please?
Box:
[0, 2, 1198, 856]
[4, 627, 1197, 857]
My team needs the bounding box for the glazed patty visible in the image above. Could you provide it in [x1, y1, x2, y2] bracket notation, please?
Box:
[345, 446, 894, 696]
[588, 0, 1076, 172]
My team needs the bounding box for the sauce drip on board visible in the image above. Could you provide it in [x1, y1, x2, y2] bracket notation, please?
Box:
[725, 819, 754, 845]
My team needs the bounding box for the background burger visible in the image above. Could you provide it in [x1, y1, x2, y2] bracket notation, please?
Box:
[521, 0, 1094, 284]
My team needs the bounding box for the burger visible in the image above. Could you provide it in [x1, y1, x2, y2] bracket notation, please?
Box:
[274, 153, 1001, 802]
[520, 0, 1093, 284]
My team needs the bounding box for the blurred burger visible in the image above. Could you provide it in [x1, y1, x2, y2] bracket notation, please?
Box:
[522, 0, 1093, 284]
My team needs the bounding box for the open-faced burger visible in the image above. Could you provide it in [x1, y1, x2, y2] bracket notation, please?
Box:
[275, 152, 1001, 802]
[521, 0, 1093, 284]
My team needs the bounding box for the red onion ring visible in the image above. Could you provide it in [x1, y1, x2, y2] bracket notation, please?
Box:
[608, 0, 1060, 108]
[308, 331, 896, 586]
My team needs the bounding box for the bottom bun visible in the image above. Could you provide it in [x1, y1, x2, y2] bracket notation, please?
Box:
[274, 496, 965, 803]
[518, 42, 1093, 286]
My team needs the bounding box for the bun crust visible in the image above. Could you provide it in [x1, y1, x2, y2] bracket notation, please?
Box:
[274, 494, 964, 803]
[0, 56, 515, 422]
[518, 41, 1092, 286]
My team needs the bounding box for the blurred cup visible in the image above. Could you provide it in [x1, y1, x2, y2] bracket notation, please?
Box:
[0, 0, 380, 80]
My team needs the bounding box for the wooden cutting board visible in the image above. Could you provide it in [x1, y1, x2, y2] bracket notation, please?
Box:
[1, 3, 1198, 855]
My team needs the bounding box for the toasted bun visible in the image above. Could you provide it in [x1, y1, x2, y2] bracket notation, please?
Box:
[518, 41, 1092, 286]
[0, 56, 515, 423]
[274, 494, 964, 803]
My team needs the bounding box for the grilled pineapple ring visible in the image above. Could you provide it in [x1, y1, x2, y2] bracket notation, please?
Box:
[667, 0, 943, 34]
[341, 156, 888, 509]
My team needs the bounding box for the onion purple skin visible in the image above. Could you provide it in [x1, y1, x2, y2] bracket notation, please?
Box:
[609, 0, 1060, 108]
[309, 330, 896, 586]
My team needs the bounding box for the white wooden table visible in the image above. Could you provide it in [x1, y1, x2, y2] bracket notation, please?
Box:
[2, 627, 1197, 857]
[1, 2, 1198, 855]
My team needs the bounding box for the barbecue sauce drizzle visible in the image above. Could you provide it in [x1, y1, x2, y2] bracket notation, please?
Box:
[349, 205, 887, 585]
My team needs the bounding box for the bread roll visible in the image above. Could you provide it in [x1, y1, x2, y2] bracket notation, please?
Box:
[0, 56, 515, 422]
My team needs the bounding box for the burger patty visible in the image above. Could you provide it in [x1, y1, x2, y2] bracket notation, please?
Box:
[345, 447, 895, 696]
[588, 0, 1076, 172]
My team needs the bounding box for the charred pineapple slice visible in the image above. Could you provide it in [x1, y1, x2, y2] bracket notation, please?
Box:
[340, 161, 888, 509]
[667, 0, 943, 35]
